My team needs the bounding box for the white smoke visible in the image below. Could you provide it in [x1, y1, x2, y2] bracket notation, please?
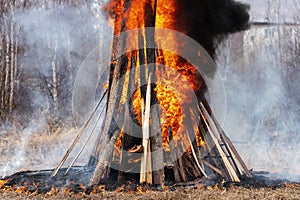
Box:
[0, 1, 112, 177]
[216, 24, 300, 181]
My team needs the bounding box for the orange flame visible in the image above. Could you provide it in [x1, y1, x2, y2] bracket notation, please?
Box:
[106, 0, 205, 152]
[15, 182, 29, 195]
[0, 179, 8, 188]
[47, 187, 59, 196]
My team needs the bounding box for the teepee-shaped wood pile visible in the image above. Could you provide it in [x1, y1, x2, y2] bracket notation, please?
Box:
[52, 0, 252, 187]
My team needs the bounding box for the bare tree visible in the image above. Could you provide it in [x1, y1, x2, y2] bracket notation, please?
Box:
[0, 0, 20, 122]
[0, 0, 105, 131]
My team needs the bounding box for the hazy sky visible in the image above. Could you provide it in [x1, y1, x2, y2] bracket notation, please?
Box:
[241, 0, 299, 23]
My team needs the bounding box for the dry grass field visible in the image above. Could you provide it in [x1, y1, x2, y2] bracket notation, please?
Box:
[1, 128, 300, 200]
[0, 183, 300, 200]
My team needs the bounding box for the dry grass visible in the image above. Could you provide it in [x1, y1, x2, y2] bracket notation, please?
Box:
[1, 126, 300, 199]
[0, 127, 77, 176]
[0, 184, 300, 200]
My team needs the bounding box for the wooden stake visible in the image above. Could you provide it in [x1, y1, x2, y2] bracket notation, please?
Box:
[184, 154, 200, 178]
[89, 55, 128, 186]
[184, 110, 207, 177]
[51, 90, 107, 177]
[168, 127, 181, 183]
[118, 51, 139, 182]
[201, 159, 223, 176]
[199, 102, 240, 182]
[140, 75, 152, 184]
[186, 129, 207, 177]
[191, 107, 221, 176]
[64, 103, 106, 175]
[203, 100, 252, 178]
[88, 130, 120, 186]
[177, 141, 187, 182]
[149, 94, 164, 185]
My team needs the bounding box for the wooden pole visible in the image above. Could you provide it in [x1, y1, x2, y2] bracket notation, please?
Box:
[177, 141, 187, 182]
[202, 99, 252, 178]
[89, 48, 129, 186]
[89, 129, 120, 186]
[199, 102, 240, 182]
[51, 90, 107, 177]
[191, 106, 221, 176]
[184, 109, 207, 177]
[118, 51, 139, 182]
[146, 0, 164, 185]
[140, 75, 152, 184]
[64, 103, 106, 176]
[168, 127, 181, 183]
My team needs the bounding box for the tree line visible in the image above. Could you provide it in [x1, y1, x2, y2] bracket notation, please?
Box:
[0, 0, 106, 133]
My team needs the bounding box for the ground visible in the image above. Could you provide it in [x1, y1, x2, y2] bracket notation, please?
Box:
[1, 184, 300, 200]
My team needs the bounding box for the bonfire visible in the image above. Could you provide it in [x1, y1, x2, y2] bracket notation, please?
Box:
[54, 0, 252, 186]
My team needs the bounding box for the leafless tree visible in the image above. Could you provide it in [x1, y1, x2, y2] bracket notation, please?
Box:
[0, 0, 106, 133]
[0, 0, 20, 122]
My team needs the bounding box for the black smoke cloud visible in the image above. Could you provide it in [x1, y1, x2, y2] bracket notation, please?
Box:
[176, 0, 250, 57]
[104, 0, 250, 58]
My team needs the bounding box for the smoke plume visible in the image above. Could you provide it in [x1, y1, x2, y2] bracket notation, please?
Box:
[216, 24, 300, 181]
[176, 0, 250, 58]
[104, 0, 250, 58]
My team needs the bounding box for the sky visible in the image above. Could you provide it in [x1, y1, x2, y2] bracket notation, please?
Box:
[241, 0, 299, 23]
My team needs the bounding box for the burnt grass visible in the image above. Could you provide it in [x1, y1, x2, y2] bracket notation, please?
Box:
[1, 167, 300, 199]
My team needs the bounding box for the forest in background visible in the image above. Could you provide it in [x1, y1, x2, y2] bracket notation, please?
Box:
[0, 0, 109, 133]
[217, 0, 300, 180]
